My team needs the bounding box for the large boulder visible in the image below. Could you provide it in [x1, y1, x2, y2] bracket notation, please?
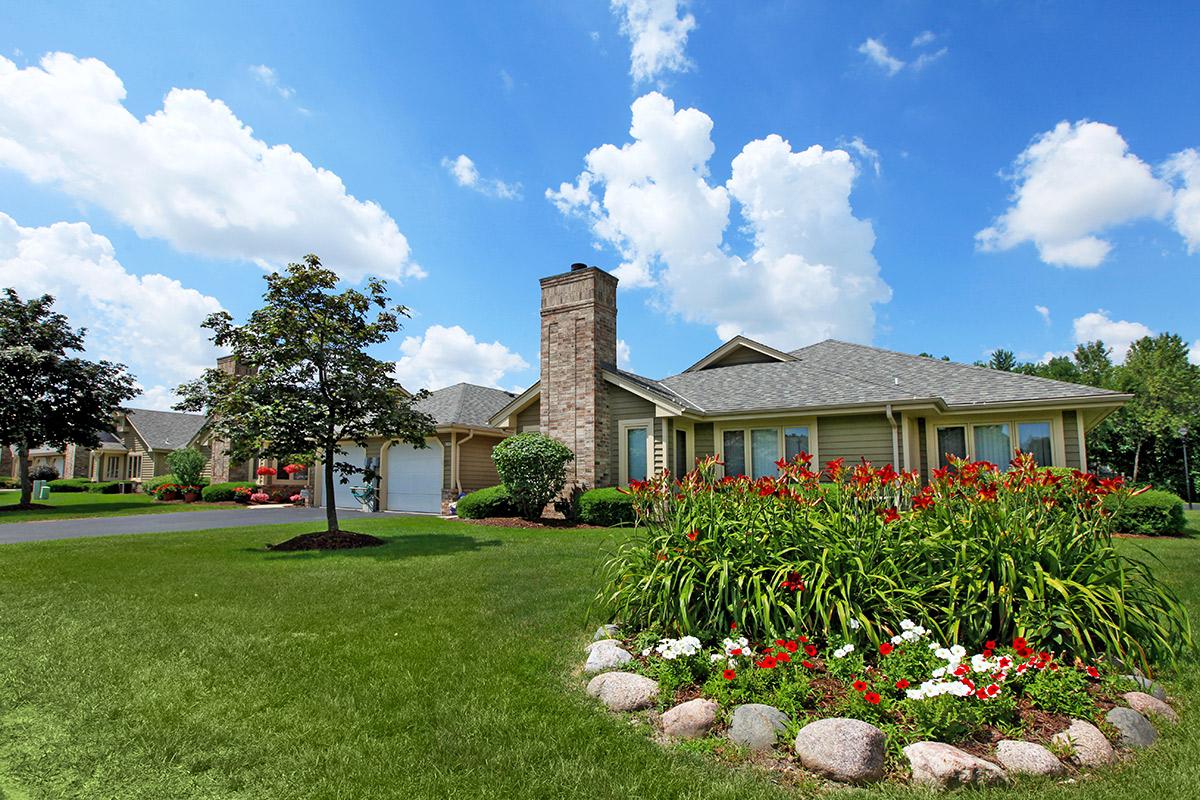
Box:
[661, 698, 718, 739]
[1123, 691, 1179, 724]
[1051, 719, 1116, 768]
[728, 704, 789, 751]
[584, 640, 632, 673]
[994, 740, 1065, 777]
[1106, 707, 1158, 749]
[592, 624, 621, 641]
[585, 672, 658, 711]
[904, 742, 1007, 789]
[794, 718, 885, 784]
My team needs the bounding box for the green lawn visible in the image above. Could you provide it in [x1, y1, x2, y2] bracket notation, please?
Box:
[0, 516, 1197, 799]
[0, 490, 229, 523]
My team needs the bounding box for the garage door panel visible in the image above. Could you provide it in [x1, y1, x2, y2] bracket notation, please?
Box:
[385, 440, 443, 514]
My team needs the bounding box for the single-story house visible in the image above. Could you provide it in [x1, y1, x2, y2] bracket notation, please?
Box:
[486, 264, 1131, 488]
[313, 382, 515, 514]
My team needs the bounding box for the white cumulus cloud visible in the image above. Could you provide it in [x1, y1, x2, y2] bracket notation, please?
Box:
[616, 338, 632, 369]
[977, 120, 1175, 267]
[0, 52, 421, 283]
[0, 211, 223, 407]
[1189, 339, 1200, 366]
[547, 92, 891, 349]
[394, 324, 529, 391]
[1072, 310, 1154, 363]
[1164, 148, 1200, 253]
[611, 0, 696, 84]
[441, 154, 522, 200]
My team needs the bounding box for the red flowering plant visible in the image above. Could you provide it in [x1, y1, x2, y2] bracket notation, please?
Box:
[599, 451, 1191, 669]
[256, 466, 277, 478]
[282, 463, 307, 476]
[151, 482, 183, 501]
[232, 486, 254, 503]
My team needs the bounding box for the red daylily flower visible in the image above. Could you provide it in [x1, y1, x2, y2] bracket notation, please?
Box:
[686, 529, 698, 541]
[781, 571, 805, 592]
[879, 507, 901, 524]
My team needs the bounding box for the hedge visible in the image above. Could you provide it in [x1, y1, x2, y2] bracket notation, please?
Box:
[46, 479, 135, 494]
[456, 485, 519, 519]
[579, 487, 636, 527]
[1104, 489, 1186, 536]
[201, 481, 258, 502]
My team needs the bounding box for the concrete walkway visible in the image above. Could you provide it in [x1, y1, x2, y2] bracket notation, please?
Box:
[0, 507, 371, 545]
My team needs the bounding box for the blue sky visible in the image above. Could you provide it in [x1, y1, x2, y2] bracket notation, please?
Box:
[1, 1, 1198, 408]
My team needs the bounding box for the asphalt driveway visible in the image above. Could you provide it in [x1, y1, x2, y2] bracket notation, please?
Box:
[0, 507, 372, 544]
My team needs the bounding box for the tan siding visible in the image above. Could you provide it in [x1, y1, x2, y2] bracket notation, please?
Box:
[458, 436, 503, 492]
[516, 400, 541, 433]
[606, 385, 656, 486]
[817, 414, 895, 468]
[1062, 409, 1081, 470]
[654, 418, 667, 477]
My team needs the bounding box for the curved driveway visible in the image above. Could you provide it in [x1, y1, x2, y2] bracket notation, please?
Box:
[0, 507, 371, 544]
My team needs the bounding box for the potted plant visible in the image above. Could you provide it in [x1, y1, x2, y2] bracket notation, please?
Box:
[250, 491, 270, 504]
[155, 482, 182, 502]
[182, 485, 202, 503]
[283, 462, 306, 478]
[256, 465, 277, 486]
[233, 486, 253, 504]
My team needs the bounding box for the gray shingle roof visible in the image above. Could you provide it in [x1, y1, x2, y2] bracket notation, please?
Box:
[125, 408, 208, 450]
[415, 383, 515, 428]
[639, 339, 1125, 415]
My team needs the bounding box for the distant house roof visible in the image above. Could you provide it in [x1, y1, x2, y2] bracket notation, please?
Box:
[125, 408, 208, 450]
[415, 383, 515, 428]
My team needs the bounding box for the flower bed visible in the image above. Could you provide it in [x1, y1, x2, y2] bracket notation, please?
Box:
[581, 620, 1179, 787]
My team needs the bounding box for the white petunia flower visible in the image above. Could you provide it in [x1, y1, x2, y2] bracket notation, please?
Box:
[900, 619, 915, 631]
[848, 618, 861, 630]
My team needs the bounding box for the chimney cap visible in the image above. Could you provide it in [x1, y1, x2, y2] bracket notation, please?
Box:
[570, 262, 588, 271]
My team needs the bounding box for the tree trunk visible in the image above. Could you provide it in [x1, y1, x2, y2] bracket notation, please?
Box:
[324, 441, 339, 533]
[1132, 439, 1143, 483]
[17, 442, 31, 507]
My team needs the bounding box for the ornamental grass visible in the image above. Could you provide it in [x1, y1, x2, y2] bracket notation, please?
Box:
[598, 453, 1192, 669]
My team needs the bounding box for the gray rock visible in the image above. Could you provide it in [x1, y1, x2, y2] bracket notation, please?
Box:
[1106, 707, 1158, 749]
[1123, 691, 1179, 724]
[593, 624, 621, 641]
[794, 718, 886, 784]
[904, 742, 1007, 789]
[1052, 719, 1116, 768]
[995, 740, 1065, 777]
[583, 642, 632, 673]
[585, 638, 622, 652]
[661, 698, 718, 739]
[585, 671, 659, 712]
[1121, 674, 1167, 701]
[728, 704, 789, 751]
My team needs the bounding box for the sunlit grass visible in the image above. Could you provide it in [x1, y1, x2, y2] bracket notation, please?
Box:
[0, 490, 228, 523]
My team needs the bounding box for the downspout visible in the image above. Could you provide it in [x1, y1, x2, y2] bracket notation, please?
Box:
[454, 429, 476, 494]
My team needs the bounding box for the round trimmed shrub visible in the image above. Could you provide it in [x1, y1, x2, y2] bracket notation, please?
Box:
[456, 485, 518, 519]
[1104, 489, 1186, 536]
[491, 433, 574, 521]
[579, 487, 635, 527]
[30, 465, 59, 481]
[201, 481, 258, 502]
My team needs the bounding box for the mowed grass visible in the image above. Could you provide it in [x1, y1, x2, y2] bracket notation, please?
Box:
[0, 490, 226, 523]
[0, 515, 1197, 800]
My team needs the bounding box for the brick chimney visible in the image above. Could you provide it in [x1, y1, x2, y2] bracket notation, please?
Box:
[540, 263, 619, 488]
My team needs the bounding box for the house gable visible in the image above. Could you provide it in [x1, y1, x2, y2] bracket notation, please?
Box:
[684, 335, 797, 372]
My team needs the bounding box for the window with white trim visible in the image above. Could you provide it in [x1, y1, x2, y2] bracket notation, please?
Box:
[934, 419, 1054, 470]
[618, 419, 653, 484]
[126, 455, 142, 480]
[720, 425, 811, 478]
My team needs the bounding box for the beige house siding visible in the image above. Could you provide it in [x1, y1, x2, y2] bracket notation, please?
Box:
[606, 384, 658, 485]
[1062, 409, 1082, 470]
[816, 414, 896, 468]
[457, 435, 502, 492]
[516, 401, 541, 433]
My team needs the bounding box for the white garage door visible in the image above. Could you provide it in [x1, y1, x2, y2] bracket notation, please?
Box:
[385, 440, 443, 514]
[328, 444, 367, 509]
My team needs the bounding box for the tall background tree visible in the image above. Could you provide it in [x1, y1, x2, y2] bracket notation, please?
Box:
[176, 254, 436, 540]
[0, 290, 137, 506]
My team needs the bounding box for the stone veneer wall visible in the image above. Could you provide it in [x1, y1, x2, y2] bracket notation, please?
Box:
[539, 265, 619, 489]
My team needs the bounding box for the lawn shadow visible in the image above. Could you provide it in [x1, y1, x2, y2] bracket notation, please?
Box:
[0, 501, 160, 517]
[256, 532, 504, 561]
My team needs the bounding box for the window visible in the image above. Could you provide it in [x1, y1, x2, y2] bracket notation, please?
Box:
[751, 429, 779, 478]
[1018, 421, 1053, 465]
[936, 426, 967, 468]
[625, 426, 649, 483]
[784, 427, 810, 461]
[126, 455, 142, 480]
[720, 424, 813, 478]
[722, 430, 746, 477]
[674, 429, 688, 477]
[105, 456, 120, 479]
[973, 424, 1012, 466]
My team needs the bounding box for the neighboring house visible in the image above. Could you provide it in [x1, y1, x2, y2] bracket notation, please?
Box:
[313, 382, 515, 514]
[487, 264, 1131, 489]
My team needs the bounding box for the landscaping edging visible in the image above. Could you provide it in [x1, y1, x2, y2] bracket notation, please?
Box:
[579, 628, 1180, 790]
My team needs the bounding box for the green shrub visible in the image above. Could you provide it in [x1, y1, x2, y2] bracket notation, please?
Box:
[30, 465, 59, 481]
[599, 453, 1192, 667]
[47, 478, 90, 492]
[1104, 489, 1186, 535]
[87, 481, 134, 494]
[201, 481, 258, 502]
[579, 487, 635, 527]
[491, 433, 574, 521]
[455, 485, 518, 519]
[167, 447, 207, 488]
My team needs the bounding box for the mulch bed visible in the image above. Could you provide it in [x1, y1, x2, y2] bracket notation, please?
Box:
[460, 516, 603, 529]
[267, 531, 386, 551]
[0, 503, 52, 513]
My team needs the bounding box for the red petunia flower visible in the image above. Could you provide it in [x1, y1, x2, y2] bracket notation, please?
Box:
[804, 644, 818, 657]
[757, 656, 778, 669]
[985, 684, 1000, 697]
[864, 692, 881, 705]
[895, 679, 910, 690]
[730, 622, 737, 630]
[1013, 636, 1027, 650]
[776, 651, 791, 663]
[775, 639, 786, 647]
[730, 648, 742, 656]
[1086, 666, 1100, 679]
[852, 680, 868, 692]
[723, 669, 736, 681]
[799, 635, 809, 643]
[785, 640, 798, 653]
[985, 640, 997, 650]
[1017, 645, 1033, 659]
[879, 642, 894, 656]
[801, 660, 815, 669]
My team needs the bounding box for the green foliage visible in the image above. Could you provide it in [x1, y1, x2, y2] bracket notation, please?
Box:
[579, 487, 635, 527]
[987, 348, 1017, 371]
[455, 485, 518, 519]
[45, 478, 87, 492]
[200, 481, 258, 502]
[47, 479, 134, 494]
[30, 465, 60, 481]
[141, 474, 209, 493]
[491, 433, 574, 521]
[599, 454, 1193, 667]
[1104, 489, 1186, 535]
[167, 447, 207, 488]
[0, 289, 137, 505]
[1022, 664, 1095, 717]
[174, 255, 436, 533]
